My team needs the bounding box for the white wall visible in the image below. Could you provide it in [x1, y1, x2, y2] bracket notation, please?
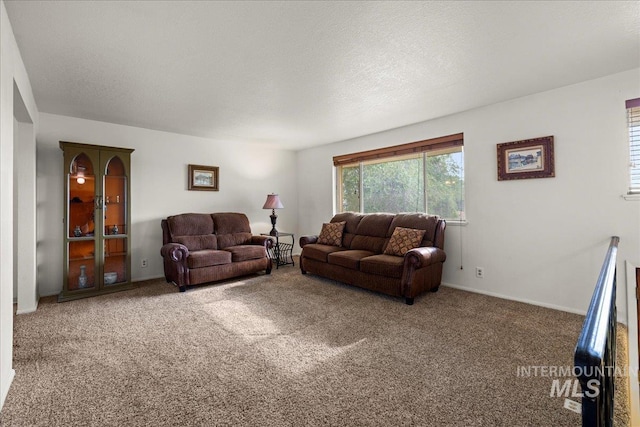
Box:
[12, 118, 18, 302]
[15, 118, 37, 314]
[0, 0, 39, 411]
[297, 69, 640, 322]
[36, 113, 298, 297]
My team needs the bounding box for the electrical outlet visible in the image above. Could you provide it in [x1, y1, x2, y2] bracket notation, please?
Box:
[475, 267, 484, 278]
[141, 259, 148, 268]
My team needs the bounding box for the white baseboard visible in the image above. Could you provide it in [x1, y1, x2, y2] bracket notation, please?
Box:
[15, 304, 38, 315]
[133, 275, 164, 283]
[16, 293, 39, 315]
[0, 369, 15, 412]
[441, 282, 587, 317]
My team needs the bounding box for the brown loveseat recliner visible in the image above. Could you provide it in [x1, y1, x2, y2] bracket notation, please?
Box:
[160, 212, 272, 292]
[299, 212, 446, 304]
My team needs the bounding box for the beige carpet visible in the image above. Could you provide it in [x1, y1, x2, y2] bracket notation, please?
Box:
[0, 263, 630, 426]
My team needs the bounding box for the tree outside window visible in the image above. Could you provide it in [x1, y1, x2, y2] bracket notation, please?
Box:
[337, 148, 464, 221]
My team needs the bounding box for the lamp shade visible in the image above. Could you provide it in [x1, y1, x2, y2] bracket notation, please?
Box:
[262, 194, 284, 210]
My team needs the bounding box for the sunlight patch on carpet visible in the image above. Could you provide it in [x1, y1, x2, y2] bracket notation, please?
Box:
[259, 336, 367, 375]
[204, 299, 280, 338]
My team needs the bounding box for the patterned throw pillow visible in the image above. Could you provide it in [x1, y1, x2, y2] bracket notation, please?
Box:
[384, 227, 426, 256]
[317, 221, 346, 247]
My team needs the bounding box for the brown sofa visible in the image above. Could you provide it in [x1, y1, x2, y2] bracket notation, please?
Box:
[160, 212, 272, 292]
[299, 212, 446, 304]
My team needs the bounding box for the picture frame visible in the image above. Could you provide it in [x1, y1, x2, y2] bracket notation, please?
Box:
[497, 136, 555, 181]
[188, 164, 219, 191]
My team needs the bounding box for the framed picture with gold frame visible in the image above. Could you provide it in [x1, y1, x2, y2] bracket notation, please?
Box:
[188, 164, 219, 191]
[497, 136, 554, 181]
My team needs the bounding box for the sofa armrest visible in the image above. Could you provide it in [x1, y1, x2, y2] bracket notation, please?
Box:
[404, 246, 446, 268]
[251, 235, 274, 249]
[299, 235, 318, 248]
[160, 243, 189, 288]
[401, 246, 447, 299]
[161, 242, 189, 261]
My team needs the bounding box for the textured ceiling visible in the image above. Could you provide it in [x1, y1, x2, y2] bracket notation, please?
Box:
[4, 1, 640, 150]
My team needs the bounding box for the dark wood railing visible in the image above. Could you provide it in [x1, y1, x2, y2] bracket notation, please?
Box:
[574, 236, 620, 427]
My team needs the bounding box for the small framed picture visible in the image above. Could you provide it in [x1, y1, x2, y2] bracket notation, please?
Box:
[497, 136, 555, 181]
[188, 164, 219, 191]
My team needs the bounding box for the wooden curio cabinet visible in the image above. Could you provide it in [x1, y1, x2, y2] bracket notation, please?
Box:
[59, 141, 134, 302]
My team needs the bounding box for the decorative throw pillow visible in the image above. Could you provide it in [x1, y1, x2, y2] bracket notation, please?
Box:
[317, 221, 346, 246]
[384, 227, 426, 256]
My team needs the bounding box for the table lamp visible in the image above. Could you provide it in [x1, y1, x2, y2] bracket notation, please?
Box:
[263, 194, 284, 236]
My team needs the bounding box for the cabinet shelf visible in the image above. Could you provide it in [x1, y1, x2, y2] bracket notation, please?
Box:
[105, 251, 126, 257]
[69, 256, 95, 262]
[68, 236, 95, 241]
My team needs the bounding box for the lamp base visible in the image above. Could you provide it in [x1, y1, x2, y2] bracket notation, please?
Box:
[269, 212, 278, 236]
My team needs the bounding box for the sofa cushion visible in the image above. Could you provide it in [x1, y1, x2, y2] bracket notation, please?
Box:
[302, 244, 346, 263]
[330, 212, 364, 248]
[360, 254, 405, 279]
[327, 250, 375, 270]
[212, 213, 253, 249]
[174, 235, 217, 251]
[317, 221, 346, 246]
[224, 245, 267, 262]
[187, 250, 232, 269]
[349, 213, 394, 253]
[168, 213, 214, 236]
[388, 213, 439, 247]
[384, 227, 427, 256]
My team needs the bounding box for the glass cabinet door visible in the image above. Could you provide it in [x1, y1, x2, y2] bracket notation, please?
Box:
[60, 141, 134, 302]
[102, 155, 128, 286]
[66, 152, 98, 291]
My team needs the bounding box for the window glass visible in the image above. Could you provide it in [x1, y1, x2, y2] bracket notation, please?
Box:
[426, 150, 465, 220]
[336, 147, 464, 220]
[362, 155, 424, 213]
[340, 165, 360, 212]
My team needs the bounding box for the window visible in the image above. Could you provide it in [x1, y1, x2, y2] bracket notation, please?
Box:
[335, 133, 464, 220]
[628, 98, 640, 194]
